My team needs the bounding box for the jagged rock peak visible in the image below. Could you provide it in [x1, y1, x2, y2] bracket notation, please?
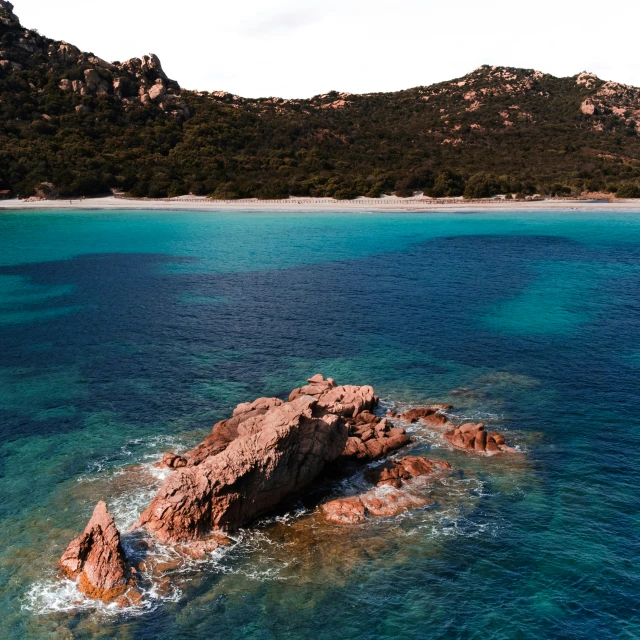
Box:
[0, 0, 18, 23]
[463, 65, 546, 83]
[576, 71, 599, 88]
[118, 53, 168, 81]
[59, 501, 135, 603]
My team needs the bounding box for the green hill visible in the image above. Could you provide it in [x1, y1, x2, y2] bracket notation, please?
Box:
[2, 0, 640, 199]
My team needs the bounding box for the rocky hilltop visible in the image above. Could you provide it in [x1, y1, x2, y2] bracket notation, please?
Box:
[0, 1, 186, 118]
[57, 375, 518, 604]
[3, 1, 640, 199]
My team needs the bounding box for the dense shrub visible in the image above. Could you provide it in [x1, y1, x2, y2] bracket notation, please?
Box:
[616, 184, 640, 198]
[429, 171, 465, 197]
[464, 173, 500, 199]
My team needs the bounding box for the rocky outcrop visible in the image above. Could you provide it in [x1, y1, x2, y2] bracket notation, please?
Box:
[581, 99, 596, 115]
[157, 376, 397, 470]
[288, 374, 378, 417]
[340, 410, 411, 462]
[364, 456, 451, 488]
[176, 396, 285, 467]
[135, 393, 351, 541]
[59, 501, 137, 603]
[0, 1, 18, 25]
[394, 405, 452, 425]
[134, 375, 417, 541]
[56, 41, 80, 63]
[443, 423, 515, 454]
[156, 451, 187, 469]
[322, 455, 450, 524]
[56, 377, 527, 604]
[110, 53, 188, 116]
[0, 4, 188, 118]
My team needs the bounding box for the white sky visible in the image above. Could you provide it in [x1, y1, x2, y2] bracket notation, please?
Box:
[15, 0, 640, 98]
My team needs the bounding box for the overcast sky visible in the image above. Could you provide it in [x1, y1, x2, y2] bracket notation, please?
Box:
[16, 0, 640, 98]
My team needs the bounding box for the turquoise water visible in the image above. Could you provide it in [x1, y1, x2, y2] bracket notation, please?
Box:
[1, 209, 639, 639]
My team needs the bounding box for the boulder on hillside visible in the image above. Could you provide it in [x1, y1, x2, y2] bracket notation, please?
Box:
[59, 501, 137, 603]
[0, 0, 18, 24]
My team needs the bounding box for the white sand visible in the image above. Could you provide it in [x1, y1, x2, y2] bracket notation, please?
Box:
[1, 195, 640, 213]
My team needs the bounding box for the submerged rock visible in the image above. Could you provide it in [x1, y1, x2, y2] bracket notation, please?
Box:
[322, 456, 451, 524]
[323, 487, 431, 524]
[59, 501, 138, 604]
[364, 456, 451, 488]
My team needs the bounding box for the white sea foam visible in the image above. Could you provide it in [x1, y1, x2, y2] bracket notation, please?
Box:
[23, 570, 182, 617]
[78, 434, 188, 482]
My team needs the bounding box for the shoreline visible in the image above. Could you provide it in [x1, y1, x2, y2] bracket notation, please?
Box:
[1, 195, 640, 213]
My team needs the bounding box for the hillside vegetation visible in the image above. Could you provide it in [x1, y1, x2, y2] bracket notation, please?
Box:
[2, 1, 640, 199]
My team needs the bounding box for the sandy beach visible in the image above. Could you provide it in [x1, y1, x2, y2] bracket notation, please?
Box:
[1, 195, 640, 213]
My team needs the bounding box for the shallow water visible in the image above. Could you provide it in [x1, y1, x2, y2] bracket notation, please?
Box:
[1, 209, 639, 639]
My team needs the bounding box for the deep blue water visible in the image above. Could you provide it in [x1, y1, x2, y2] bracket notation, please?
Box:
[1, 209, 639, 639]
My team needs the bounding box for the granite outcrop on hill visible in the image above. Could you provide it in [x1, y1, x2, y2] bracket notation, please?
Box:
[0, 1, 187, 119]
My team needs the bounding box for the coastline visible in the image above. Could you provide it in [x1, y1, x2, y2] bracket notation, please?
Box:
[1, 195, 640, 213]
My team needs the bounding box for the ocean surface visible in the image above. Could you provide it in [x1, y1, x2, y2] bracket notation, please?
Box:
[1, 209, 639, 640]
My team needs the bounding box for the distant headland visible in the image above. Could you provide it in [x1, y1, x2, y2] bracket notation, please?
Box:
[2, 1, 640, 202]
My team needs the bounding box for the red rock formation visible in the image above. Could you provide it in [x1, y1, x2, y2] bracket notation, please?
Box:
[159, 376, 389, 470]
[340, 411, 411, 462]
[59, 501, 136, 603]
[443, 423, 515, 454]
[398, 405, 452, 424]
[322, 456, 450, 524]
[180, 397, 284, 467]
[135, 394, 351, 541]
[289, 375, 378, 417]
[323, 488, 431, 524]
[154, 452, 187, 469]
[321, 496, 368, 524]
[364, 456, 451, 488]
